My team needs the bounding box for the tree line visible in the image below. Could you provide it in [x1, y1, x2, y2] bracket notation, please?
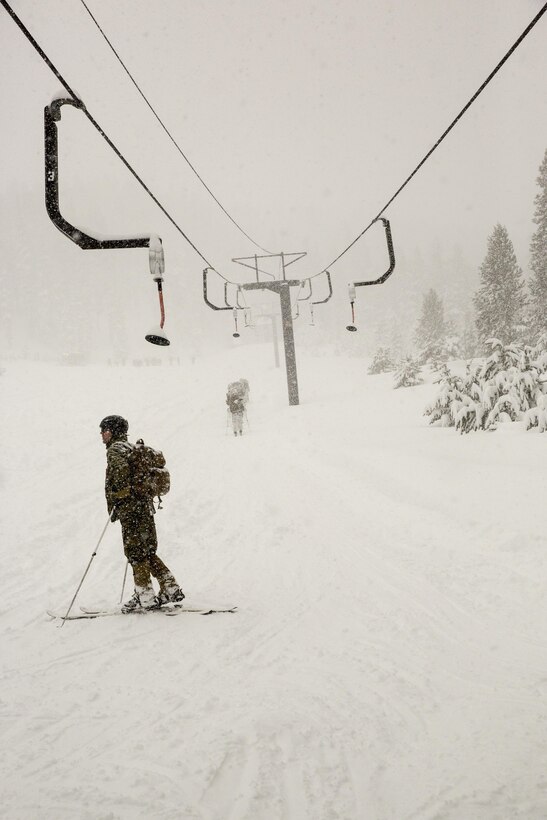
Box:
[369, 147, 547, 378]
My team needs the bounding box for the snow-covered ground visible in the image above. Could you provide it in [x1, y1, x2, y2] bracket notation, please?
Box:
[1, 346, 546, 820]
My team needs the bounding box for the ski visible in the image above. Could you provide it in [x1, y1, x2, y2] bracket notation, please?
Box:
[47, 609, 110, 621]
[82, 603, 237, 617]
[159, 605, 237, 616]
[47, 604, 236, 621]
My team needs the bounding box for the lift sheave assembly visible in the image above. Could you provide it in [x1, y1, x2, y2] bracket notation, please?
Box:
[203, 218, 395, 405]
[203, 252, 336, 406]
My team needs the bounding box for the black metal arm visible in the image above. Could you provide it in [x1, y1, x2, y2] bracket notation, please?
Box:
[353, 219, 395, 287]
[44, 97, 150, 250]
[312, 271, 333, 305]
[203, 268, 233, 310]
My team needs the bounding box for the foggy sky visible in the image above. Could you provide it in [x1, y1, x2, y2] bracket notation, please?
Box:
[1, 0, 546, 356]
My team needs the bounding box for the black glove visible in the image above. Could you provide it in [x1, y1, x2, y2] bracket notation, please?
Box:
[110, 506, 119, 522]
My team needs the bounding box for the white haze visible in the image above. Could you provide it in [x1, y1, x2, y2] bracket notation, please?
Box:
[1, 0, 546, 360]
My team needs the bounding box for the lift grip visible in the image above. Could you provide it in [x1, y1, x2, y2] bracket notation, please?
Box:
[297, 279, 313, 301]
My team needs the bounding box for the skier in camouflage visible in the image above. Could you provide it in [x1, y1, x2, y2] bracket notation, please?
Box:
[100, 415, 184, 613]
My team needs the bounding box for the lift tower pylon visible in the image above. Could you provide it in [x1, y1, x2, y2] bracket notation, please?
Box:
[204, 252, 326, 406]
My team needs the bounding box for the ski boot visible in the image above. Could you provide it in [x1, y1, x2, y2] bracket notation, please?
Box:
[157, 586, 185, 606]
[121, 588, 159, 613]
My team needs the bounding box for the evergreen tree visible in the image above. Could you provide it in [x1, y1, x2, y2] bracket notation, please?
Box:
[394, 355, 423, 389]
[424, 364, 465, 427]
[523, 333, 547, 432]
[479, 340, 540, 428]
[414, 288, 447, 366]
[529, 149, 547, 341]
[473, 224, 526, 350]
[424, 338, 547, 434]
[368, 347, 395, 374]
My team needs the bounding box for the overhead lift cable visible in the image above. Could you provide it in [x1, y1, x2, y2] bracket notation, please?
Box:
[2, 1, 545, 285]
[78, 0, 272, 255]
[313, 1, 547, 279]
[0, 0, 219, 272]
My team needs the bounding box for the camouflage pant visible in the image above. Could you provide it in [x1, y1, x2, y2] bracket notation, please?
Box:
[118, 501, 178, 593]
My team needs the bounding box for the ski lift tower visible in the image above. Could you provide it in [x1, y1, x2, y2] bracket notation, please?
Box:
[234, 252, 305, 405]
[204, 252, 332, 406]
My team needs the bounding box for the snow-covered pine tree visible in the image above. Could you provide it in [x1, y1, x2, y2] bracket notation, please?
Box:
[424, 364, 465, 427]
[525, 394, 547, 433]
[452, 364, 492, 434]
[482, 340, 538, 428]
[368, 347, 395, 374]
[425, 337, 547, 434]
[528, 149, 547, 341]
[414, 288, 447, 367]
[530, 332, 547, 374]
[457, 339, 545, 432]
[394, 354, 423, 388]
[473, 224, 526, 351]
[523, 333, 547, 432]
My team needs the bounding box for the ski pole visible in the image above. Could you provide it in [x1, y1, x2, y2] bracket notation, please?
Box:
[60, 516, 110, 627]
[119, 560, 129, 604]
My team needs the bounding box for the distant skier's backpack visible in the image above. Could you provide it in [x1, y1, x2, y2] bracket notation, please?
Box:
[228, 395, 244, 414]
[129, 439, 170, 504]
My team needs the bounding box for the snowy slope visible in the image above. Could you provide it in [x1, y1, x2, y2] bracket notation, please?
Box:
[1, 347, 546, 820]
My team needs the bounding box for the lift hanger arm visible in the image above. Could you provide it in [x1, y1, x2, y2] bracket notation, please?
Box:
[353, 219, 395, 287]
[44, 97, 151, 250]
[203, 267, 233, 310]
[312, 271, 333, 305]
[224, 282, 234, 308]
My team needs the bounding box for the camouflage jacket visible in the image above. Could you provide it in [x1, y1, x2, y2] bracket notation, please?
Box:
[104, 436, 133, 513]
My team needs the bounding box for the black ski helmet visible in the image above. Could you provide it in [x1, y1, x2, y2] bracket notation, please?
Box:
[99, 415, 129, 437]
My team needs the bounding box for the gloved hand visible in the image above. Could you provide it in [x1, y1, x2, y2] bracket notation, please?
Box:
[110, 506, 119, 522]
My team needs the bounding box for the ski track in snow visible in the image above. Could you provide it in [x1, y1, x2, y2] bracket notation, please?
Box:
[1, 350, 546, 819]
